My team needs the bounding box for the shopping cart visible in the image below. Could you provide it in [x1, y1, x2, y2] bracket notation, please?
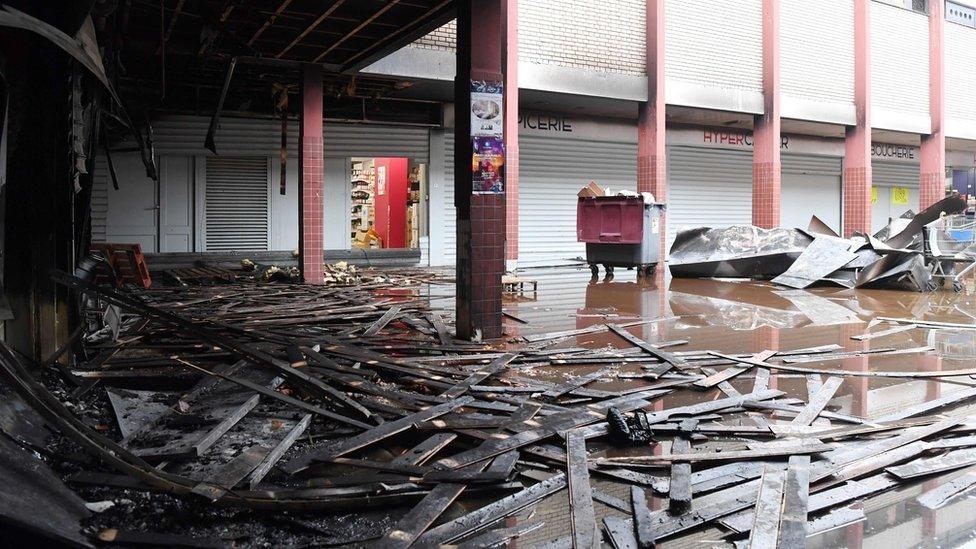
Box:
[924, 214, 976, 292]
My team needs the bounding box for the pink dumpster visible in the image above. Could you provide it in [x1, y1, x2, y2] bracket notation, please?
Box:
[576, 196, 664, 277]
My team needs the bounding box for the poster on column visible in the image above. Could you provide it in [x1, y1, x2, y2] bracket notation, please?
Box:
[470, 81, 505, 194]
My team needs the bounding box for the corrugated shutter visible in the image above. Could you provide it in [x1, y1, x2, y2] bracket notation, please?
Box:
[872, 162, 919, 188]
[782, 154, 842, 232]
[665, 0, 763, 92]
[205, 156, 269, 251]
[443, 138, 456, 266]
[872, 161, 920, 232]
[91, 157, 109, 242]
[780, 0, 854, 105]
[668, 147, 753, 239]
[519, 135, 637, 266]
[871, 3, 929, 118]
[946, 23, 976, 124]
[782, 154, 843, 176]
[148, 115, 429, 162]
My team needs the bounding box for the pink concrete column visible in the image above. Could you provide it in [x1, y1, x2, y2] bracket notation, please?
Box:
[843, 0, 872, 237]
[920, 0, 946, 209]
[455, 0, 507, 340]
[753, 0, 781, 229]
[299, 65, 324, 284]
[503, 0, 519, 265]
[638, 0, 667, 264]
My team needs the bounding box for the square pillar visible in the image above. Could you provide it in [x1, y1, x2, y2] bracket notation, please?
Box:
[503, 0, 519, 267]
[753, 0, 781, 229]
[920, 0, 946, 209]
[299, 65, 324, 284]
[455, 0, 507, 340]
[843, 0, 872, 237]
[639, 0, 667, 266]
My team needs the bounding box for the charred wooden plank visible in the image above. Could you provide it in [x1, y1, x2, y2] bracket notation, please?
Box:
[668, 436, 692, 515]
[248, 413, 311, 488]
[281, 396, 474, 474]
[566, 431, 599, 549]
[630, 485, 654, 549]
[363, 306, 403, 336]
[790, 376, 843, 426]
[440, 353, 518, 399]
[777, 455, 810, 548]
[413, 474, 568, 547]
[748, 466, 786, 549]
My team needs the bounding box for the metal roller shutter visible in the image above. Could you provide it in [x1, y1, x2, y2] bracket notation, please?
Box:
[668, 147, 753, 241]
[443, 138, 456, 266]
[872, 161, 920, 232]
[91, 157, 109, 242]
[204, 156, 270, 251]
[148, 115, 430, 162]
[781, 154, 842, 232]
[518, 135, 638, 267]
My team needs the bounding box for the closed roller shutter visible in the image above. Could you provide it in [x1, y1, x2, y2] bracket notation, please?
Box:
[872, 161, 920, 232]
[205, 156, 270, 251]
[668, 147, 753, 241]
[148, 115, 430, 162]
[91, 157, 109, 242]
[443, 138, 456, 266]
[519, 135, 637, 266]
[781, 154, 842, 232]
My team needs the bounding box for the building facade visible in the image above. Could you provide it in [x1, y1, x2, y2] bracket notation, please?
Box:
[95, 0, 976, 268]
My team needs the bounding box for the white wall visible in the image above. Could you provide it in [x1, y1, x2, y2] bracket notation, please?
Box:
[946, 22, 976, 139]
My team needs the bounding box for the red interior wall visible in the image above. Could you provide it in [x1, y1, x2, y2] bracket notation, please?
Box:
[372, 157, 408, 248]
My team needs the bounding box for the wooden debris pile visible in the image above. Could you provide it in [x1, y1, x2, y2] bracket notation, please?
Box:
[4, 268, 976, 547]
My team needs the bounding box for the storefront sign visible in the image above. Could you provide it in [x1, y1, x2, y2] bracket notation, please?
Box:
[377, 166, 386, 196]
[519, 113, 573, 133]
[892, 186, 910, 205]
[470, 81, 503, 138]
[872, 144, 917, 161]
[701, 130, 790, 150]
[472, 136, 505, 194]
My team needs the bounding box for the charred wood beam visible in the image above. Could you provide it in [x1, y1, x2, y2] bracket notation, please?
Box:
[275, 0, 346, 59]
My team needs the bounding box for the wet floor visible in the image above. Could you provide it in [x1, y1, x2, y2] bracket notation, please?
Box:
[443, 265, 976, 548]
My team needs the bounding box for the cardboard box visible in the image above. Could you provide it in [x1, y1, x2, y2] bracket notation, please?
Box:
[577, 181, 605, 198]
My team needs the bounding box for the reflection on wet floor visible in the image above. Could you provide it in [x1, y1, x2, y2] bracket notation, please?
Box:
[486, 265, 976, 548]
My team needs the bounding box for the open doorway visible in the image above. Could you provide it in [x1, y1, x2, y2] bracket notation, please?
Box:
[350, 157, 426, 250]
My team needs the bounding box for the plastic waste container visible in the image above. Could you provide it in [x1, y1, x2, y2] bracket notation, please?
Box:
[577, 196, 665, 277]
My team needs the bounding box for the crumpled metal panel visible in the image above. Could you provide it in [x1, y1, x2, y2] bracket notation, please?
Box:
[771, 237, 859, 289]
[669, 226, 813, 278]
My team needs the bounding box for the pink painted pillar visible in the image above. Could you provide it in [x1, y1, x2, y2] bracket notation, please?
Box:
[503, 0, 519, 266]
[638, 0, 667, 264]
[843, 0, 872, 237]
[455, 0, 507, 340]
[920, 0, 946, 209]
[752, 0, 781, 229]
[299, 65, 324, 284]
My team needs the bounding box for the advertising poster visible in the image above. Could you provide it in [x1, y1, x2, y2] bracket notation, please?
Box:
[470, 81, 503, 138]
[470, 80, 505, 194]
[472, 136, 505, 194]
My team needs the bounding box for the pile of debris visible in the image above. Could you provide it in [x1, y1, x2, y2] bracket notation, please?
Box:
[670, 196, 974, 291]
[4, 268, 976, 546]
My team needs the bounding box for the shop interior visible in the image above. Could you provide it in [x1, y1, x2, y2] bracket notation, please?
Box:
[350, 157, 427, 250]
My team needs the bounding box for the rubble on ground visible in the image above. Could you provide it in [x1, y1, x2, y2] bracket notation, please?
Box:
[5, 266, 976, 546]
[670, 196, 972, 292]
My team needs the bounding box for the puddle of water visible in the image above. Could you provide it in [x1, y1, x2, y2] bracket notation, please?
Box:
[479, 265, 976, 548]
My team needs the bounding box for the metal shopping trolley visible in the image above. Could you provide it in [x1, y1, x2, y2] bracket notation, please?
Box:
[924, 214, 976, 292]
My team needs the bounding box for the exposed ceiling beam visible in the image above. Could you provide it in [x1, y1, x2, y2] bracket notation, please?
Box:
[312, 0, 401, 63]
[275, 0, 345, 59]
[342, 0, 454, 72]
[246, 0, 293, 46]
